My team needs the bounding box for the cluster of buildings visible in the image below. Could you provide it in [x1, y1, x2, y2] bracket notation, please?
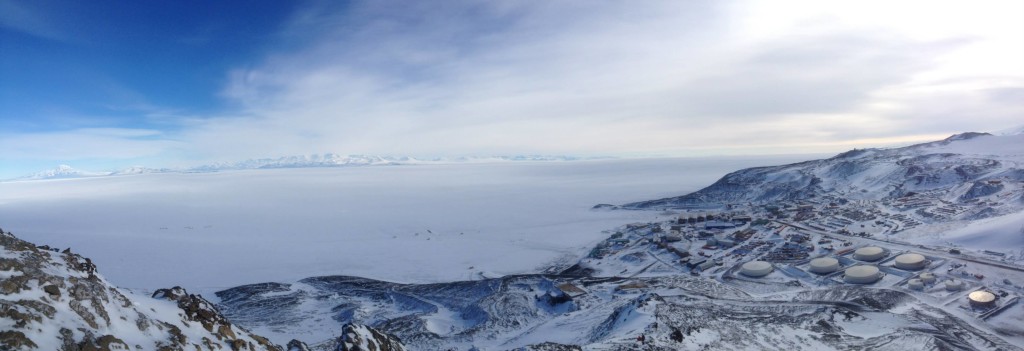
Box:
[645, 182, 1024, 329]
[596, 203, 1021, 324]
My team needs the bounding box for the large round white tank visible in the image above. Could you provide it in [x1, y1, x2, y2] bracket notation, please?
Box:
[968, 291, 996, 308]
[808, 257, 840, 274]
[854, 246, 886, 261]
[844, 265, 881, 284]
[907, 278, 924, 290]
[740, 260, 773, 277]
[945, 279, 965, 291]
[894, 253, 926, 270]
[918, 272, 936, 284]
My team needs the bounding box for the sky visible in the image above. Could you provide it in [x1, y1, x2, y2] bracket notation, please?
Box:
[1, 0, 1022, 178]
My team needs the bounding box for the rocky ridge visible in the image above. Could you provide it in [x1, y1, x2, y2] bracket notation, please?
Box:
[0, 228, 407, 351]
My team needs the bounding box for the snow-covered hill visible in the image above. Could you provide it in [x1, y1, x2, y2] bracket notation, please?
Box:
[625, 132, 1024, 214]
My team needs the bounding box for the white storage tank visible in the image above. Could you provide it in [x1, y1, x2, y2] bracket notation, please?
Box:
[740, 260, 773, 277]
[854, 246, 886, 261]
[945, 279, 965, 291]
[907, 278, 924, 290]
[968, 291, 996, 308]
[894, 253, 926, 270]
[808, 257, 840, 274]
[919, 272, 936, 284]
[844, 265, 881, 284]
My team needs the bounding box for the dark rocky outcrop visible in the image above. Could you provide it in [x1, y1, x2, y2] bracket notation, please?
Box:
[512, 342, 583, 351]
[287, 339, 312, 351]
[336, 323, 406, 351]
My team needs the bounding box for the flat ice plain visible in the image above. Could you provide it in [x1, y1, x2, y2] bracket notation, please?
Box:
[0, 156, 813, 293]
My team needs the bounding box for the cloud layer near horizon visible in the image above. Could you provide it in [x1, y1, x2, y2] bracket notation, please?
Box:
[2, 0, 1022, 174]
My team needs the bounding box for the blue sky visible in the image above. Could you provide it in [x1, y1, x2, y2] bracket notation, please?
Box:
[2, 0, 1023, 178]
[1, 1, 296, 129]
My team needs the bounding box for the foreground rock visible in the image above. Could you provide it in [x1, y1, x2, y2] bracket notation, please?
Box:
[337, 323, 406, 351]
[0, 229, 283, 350]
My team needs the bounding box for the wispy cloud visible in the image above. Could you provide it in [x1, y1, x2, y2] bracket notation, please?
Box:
[177, 0, 1021, 161]
[4, 0, 1023, 172]
[0, 1, 67, 41]
[0, 128, 180, 161]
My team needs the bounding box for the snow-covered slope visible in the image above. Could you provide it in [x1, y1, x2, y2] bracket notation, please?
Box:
[916, 209, 1024, 251]
[625, 133, 1024, 211]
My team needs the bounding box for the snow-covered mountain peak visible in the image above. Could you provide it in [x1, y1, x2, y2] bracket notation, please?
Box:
[943, 132, 992, 142]
[829, 148, 880, 160]
[20, 164, 109, 180]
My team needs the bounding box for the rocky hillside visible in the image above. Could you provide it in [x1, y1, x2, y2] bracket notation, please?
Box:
[624, 132, 1024, 210]
[0, 229, 281, 350]
[0, 229, 407, 351]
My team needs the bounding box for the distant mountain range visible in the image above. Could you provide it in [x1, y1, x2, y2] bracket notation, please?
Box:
[10, 154, 606, 181]
[19, 164, 111, 180]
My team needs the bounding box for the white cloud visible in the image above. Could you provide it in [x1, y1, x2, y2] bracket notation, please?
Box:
[173, 0, 1019, 162]
[0, 128, 179, 160]
[0, 1, 67, 41]
[9, 0, 1023, 169]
